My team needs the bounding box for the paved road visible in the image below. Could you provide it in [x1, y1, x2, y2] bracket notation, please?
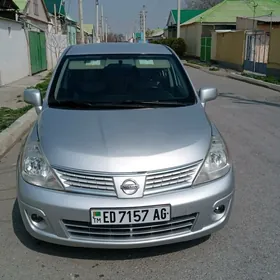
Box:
[1, 67, 280, 280]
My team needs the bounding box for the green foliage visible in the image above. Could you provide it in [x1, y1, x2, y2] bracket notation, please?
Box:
[170, 38, 187, 57]
[151, 38, 187, 57]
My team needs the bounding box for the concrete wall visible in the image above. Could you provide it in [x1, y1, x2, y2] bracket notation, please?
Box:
[215, 31, 245, 71]
[211, 31, 217, 60]
[181, 23, 202, 57]
[0, 18, 29, 86]
[236, 17, 256, 30]
[237, 17, 280, 32]
[267, 29, 280, 77]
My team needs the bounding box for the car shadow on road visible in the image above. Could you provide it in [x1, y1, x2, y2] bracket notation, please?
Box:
[12, 200, 210, 260]
[219, 92, 280, 108]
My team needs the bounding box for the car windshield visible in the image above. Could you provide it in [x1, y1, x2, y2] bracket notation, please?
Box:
[48, 54, 197, 109]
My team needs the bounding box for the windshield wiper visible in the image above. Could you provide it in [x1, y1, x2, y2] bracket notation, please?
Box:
[48, 99, 193, 109]
[118, 99, 192, 107]
[48, 100, 148, 109]
[48, 100, 101, 108]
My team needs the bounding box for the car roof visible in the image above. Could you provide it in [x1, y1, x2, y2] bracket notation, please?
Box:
[66, 42, 172, 56]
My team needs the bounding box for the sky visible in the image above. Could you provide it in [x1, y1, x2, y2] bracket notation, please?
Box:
[66, 0, 179, 35]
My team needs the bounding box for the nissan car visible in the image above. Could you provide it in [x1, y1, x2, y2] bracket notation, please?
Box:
[17, 43, 235, 249]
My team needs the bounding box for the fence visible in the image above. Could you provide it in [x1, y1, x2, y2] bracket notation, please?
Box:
[267, 29, 280, 77]
[244, 31, 270, 75]
[0, 18, 29, 86]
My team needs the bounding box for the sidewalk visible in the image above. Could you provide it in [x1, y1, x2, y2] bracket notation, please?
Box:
[0, 71, 49, 109]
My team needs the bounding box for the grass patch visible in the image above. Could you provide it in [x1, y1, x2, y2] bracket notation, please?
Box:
[0, 105, 32, 132]
[242, 73, 280, 85]
[0, 72, 52, 133]
[33, 72, 52, 98]
[187, 59, 212, 67]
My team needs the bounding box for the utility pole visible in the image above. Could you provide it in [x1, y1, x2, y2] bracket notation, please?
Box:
[54, 4, 58, 34]
[252, 1, 258, 72]
[143, 5, 146, 43]
[105, 18, 108, 42]
[101, 5, 104, 42]
[78, 0, 84, 43]
[270, 11, 273, 33]
[177, 0, 181, 38]
[95, 0, 99, 42]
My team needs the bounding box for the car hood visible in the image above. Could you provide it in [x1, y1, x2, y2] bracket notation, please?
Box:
[38, 105, 212, 173]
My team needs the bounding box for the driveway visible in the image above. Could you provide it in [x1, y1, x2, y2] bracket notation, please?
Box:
[1, 67, 280, 280]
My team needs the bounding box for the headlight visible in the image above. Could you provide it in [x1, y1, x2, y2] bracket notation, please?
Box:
[193, 134, 231, 185]
[21, 141, 63, 190]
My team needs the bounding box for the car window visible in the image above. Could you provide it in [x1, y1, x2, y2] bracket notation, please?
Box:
[48, 54, 196, 107]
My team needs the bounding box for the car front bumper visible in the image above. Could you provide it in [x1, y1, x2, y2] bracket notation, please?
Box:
[17, 169, 235, 249]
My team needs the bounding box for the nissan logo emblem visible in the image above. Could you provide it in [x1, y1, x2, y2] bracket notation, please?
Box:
[120, 179, 139, 195]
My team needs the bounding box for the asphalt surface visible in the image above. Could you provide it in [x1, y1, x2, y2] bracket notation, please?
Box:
[1, 67, 280, 280]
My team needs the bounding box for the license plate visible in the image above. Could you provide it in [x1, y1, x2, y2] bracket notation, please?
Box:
[90, 205, 171, 225]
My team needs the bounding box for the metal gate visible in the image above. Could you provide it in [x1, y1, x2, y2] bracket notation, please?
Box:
[200, 37, 212, 62]
[28, 31, 47, 74]
[244, 31, 270, 75]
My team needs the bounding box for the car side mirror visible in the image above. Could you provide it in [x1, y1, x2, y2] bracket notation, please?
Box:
[198, 87, 218, 107]
[24, 88, 42, 115]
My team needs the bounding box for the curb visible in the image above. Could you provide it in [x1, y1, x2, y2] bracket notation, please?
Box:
[182, 61, 202, 69]
[227, 73, 280, 93]
[0, 108, 37, 159]
[182, 61, 229, 78]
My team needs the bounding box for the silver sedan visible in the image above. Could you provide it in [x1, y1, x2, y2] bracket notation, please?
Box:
[17, 43, 235, 249]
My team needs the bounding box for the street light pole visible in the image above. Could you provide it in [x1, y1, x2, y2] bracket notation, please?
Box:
[143, 5, 146, 43]
[95, 0, 99, 42]
[177, 0, 181, 38]
[101, 5, 104, 41]
[105, 18, 108, 42]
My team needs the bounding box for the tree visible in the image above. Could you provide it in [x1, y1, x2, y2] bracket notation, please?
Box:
[45, 24, 68, 69]
[183, 0, 223, 9]
[116, 33, 125, 42]
[106, 32, 125, 42]
[146, 28, 154, 38]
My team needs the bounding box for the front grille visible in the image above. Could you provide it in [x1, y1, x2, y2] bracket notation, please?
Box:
[54, 161, 202, 197]
[54, 168, 116, 197]
[144, 161, 202, 195]
[63, 213, 198, 240]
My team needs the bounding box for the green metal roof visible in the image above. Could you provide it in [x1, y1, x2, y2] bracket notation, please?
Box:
[43, 0, 66, 16]
[66, 14, 77, 23]
[83, 24, 94, 35]
[12, 0, 26, 10]
[171, 9, 206, 24]
[182, 0, 280, 25]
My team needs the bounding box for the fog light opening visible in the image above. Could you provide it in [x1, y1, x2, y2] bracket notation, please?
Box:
[214, 205, 225, 214]
[29, 213, 47, 230]
[31, 214, 44, 223]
